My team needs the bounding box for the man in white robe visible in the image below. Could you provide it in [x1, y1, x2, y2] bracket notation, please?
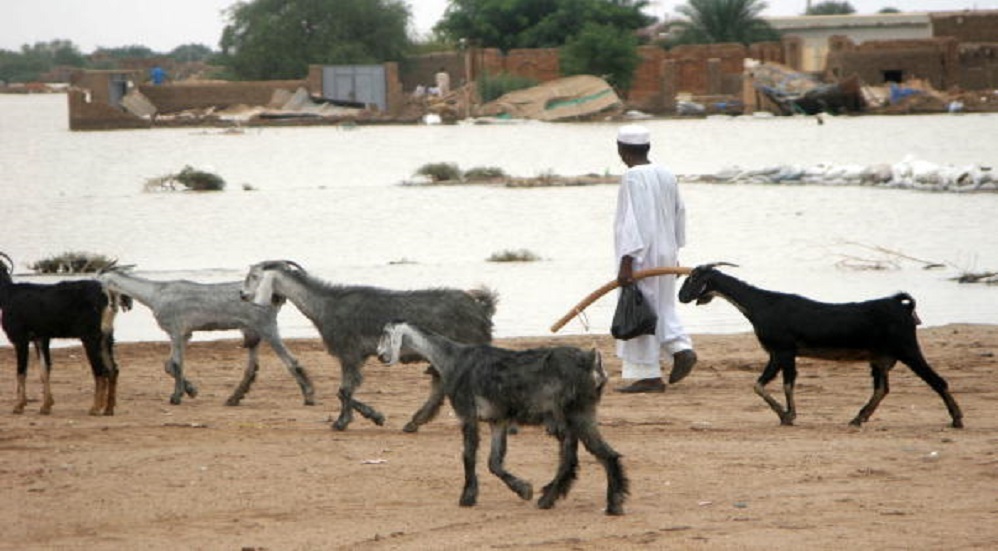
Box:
[613, 124, 697, 393]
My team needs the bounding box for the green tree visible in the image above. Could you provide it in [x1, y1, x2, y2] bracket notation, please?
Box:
[168, 44, 216, 63]
[93, 45, 157, 59]
[561, 23, 641, 90]
[0, 40, 85, 83]
[878, 7, 901, 13]
[219, 0, 411, 80]
[435, 0, 652, 52]
[671, 0, 780, 45]
[805, 1, 856, 15]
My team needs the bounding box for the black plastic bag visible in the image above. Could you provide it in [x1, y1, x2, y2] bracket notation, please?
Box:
[611, 284, 658, 340]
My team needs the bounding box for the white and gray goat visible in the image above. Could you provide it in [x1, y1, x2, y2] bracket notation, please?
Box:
[377, 321, 628, 515]
[1, 252, 120, 415]
[99, 267, 314, 406]
[239, 260, 497, 431]
[678, 263, 964, 428]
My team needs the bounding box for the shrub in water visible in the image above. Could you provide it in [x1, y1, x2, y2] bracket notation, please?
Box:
[487, 249, 541, 263]
[415, 162, 462, 182]
[29, 251, 117, 274]
[464, 166, 507, 181]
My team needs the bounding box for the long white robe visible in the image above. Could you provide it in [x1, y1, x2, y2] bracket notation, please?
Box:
[613, 163, 692, 377]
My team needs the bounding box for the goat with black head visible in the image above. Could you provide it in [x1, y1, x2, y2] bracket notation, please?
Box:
[0, 252, 120, 415]
[678, 263, 963, 428]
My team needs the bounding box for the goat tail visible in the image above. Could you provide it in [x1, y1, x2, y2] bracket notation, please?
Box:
[894, 292, 922, 325]
[467, 286, 499, 318]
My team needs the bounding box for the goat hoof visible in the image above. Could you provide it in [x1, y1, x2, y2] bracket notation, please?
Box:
[402, 422, 420, 433]
[605, 504, 625, 516]
[370, 413, 386, 426]
[952, 419, 964, 429]
[332, 419, 350, 431]
[459, 495, 477, 507]
[169, 396, 182, 405]
[303, 398, 315, 406]
[224, 397, 241, 407]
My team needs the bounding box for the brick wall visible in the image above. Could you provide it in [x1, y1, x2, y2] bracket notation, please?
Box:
[138, 80, 306, 113]
[932, 11, 998, 42]
[826, 37, 960, 89]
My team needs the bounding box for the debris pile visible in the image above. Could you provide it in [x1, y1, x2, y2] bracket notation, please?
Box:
[688, 156, 995, 192]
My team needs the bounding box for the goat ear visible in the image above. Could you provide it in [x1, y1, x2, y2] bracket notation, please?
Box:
[253, 271, 277, 306]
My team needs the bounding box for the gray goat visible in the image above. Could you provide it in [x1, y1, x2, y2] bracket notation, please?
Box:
[377, 321, 628, 515]
[239, 260, 496, 431]
[98, 268, 314, 406]
[1, 252, 119, 415]
[678, 263, 964, 428]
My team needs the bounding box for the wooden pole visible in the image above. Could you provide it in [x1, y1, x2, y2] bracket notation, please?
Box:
[549, 266, 693, 333]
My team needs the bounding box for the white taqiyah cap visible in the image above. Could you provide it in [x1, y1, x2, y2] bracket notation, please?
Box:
[617, 124, 650, 145]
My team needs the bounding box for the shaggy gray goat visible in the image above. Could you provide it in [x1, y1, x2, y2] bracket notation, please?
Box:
[377, 321, 628, 515]
[1, 252, 119, 415]
[99, 268, 314, 406]
[239, 260, 497, 431]
[678, 263, 964, 428]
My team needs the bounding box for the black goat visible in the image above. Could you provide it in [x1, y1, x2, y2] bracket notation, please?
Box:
[0, 253, 120, 415]
[678, 263, 963, 428]
[240, 260, 497, 431]
[377, 321, 629, 515]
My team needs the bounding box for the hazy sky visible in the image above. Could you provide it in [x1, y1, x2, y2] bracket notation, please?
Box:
[2, 0, 996, 53]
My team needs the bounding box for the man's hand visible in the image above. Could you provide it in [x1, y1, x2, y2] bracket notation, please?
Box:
[617, 255, 634, 286]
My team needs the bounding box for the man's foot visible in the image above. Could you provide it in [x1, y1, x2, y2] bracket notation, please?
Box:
[615, 377, 666, 394]
[668, 349, 698, 384]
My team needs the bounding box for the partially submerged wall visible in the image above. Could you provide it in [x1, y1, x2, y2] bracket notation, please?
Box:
[138, 80, 306, 113]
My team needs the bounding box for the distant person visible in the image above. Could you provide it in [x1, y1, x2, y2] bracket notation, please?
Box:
[150, 65, 167, 85]
[434, 67, 450, 96]
[612, 124, 697, 393]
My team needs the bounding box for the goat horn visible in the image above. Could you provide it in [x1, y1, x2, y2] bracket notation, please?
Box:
[97, 259, 119, 274]
[550, 266, 693, 333]
[0, 252, 13, 273]
[700, 262, 739, 270]
[283, 260, 306, 272]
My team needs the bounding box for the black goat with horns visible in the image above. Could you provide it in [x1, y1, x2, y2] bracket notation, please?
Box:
[678, 263, 963, 428]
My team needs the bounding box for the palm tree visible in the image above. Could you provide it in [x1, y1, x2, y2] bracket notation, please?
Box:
[670, 0, 781, 45]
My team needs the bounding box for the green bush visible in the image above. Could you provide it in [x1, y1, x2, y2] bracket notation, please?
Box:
[415, 162, 462, 182]
[478, 72, 538, 103]
[29, 251, 117, 274]
[464, 166, 507, 181]
[175, 165, 226, 191]
[145, 165, 226, 192]
[487, 249, 541, 263]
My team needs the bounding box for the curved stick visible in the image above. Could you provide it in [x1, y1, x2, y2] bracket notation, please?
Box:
[549, 266, 693, 333]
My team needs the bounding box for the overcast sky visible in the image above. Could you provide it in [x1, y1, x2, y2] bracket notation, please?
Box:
[2, 0, 996, 53]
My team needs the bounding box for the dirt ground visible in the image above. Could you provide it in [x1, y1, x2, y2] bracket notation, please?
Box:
[2, 324, 997, 550]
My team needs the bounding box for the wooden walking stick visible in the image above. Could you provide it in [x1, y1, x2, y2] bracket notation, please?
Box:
[550, 266, 693, 333]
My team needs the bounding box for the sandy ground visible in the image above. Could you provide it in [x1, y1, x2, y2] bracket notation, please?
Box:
[2, 324, 997, 550]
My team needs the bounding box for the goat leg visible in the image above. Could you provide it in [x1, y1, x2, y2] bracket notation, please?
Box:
[576, 421, 629, 516]
[265, 334, 315, 406]
[756, 355, 794, 425]
[13, 342, 30, 414]
[332, 388, 386, 430]
[898, 353, 965, 429]
[38, 342, 54, 415]
[459, 420, 480, 507]
[403, 369, 445, 433]
[488, 422, 533, 501]
[851, 361, 891, 426]
[90, 376, 108, 416]
[13, 373, 28, 414]
[538, 430, 578, 509]
[226, 345, 260, 406]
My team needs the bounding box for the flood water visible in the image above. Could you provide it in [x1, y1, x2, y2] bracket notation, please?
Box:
[1, 94, 996, 345]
